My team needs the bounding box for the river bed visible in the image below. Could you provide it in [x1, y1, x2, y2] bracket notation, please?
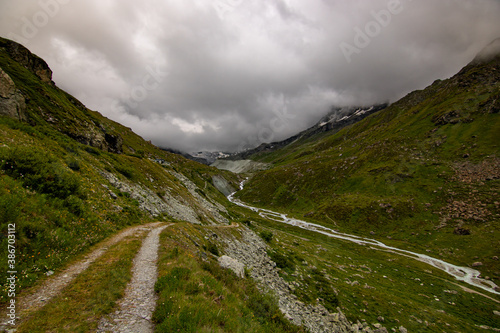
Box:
[228, 180, 500, 296]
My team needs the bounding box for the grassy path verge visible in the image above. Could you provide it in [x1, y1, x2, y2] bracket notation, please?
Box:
[14, 228, 148, 332]
[0, 222, 164, 332]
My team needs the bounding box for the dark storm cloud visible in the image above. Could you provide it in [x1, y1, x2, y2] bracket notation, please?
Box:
[1, 0, 499, 152]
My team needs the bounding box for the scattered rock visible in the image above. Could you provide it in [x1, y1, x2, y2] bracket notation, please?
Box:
[399, 326, 408, 333]
[472, 262, 483, 267]
[99, 169, 229, 224]
[453, 227, 471, 235]
[453, 157, 500, 184]
[218, 255, 245, 278]
[217, 227, 388, 333]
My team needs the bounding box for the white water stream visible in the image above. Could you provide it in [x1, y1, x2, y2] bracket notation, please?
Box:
[228, 180, 500, 296]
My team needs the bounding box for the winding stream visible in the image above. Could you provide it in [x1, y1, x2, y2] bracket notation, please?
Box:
[228, 180, 500, 296]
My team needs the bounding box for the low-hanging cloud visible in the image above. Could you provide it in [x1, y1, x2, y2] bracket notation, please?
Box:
[1, 0, 499, 152]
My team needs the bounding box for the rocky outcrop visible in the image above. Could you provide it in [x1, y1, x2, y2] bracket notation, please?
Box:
[65, 124, 123, 154]
[453, 157, 500, 184]
[104, 133, 123, 154]
[0, 38, 124, 154]
[0, 67, 26, 120]
[0, 37, 53, 84]
[219, 226, 387, 333]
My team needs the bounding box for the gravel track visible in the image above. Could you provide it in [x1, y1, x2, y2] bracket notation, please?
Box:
[97, 223, 170, 333]
[0, 222, 163, 332]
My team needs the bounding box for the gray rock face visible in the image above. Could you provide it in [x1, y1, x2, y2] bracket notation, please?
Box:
[169, 170, 230, 225]
[99, 168, 229, 225]
[211, 159, 270, 174]
[99, 169, 200, 222]
[218, 255, 245, 278]
[212, 175, 235, 197]
[1, 38, 53, 84]
[0, 67, 26, 120]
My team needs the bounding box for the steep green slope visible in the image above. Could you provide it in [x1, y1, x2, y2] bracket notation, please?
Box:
[237, 41, 500, 279]
[0, 37, 239, 304]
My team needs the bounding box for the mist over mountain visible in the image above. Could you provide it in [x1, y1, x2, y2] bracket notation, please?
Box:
[1, 0, 500, 152]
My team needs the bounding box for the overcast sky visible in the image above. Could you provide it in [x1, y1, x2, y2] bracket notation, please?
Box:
[1, 0, 499, 152]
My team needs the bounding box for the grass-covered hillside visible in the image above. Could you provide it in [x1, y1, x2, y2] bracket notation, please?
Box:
[237, 41, 500, 279]
[0, 37, 239, 303]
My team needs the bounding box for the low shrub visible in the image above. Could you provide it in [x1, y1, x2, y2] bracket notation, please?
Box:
[204, 242, 219, 256]
[66, 157, 81, 171]
[268, 251, 295, 272]
[260, 231, 273, 243]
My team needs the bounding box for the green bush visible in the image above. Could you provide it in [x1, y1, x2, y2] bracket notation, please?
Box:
[242, 219, 253, 227]
[0, 189, 21, 225]
[64, 195, 85, 217]
[115, 164, 135, 179]
[85, 146, 100, 155]
[268, 251, 295, 272]
[152, 297, 175, 324]
[310, 269, 339, 311]
[204, 242, 219, 256]
[66, 157, 81, 171]
[247, 292, 289, 325]
[260, 231, 273, 243]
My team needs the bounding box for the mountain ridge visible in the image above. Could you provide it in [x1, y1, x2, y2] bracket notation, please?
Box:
[226, 104, 388, 161]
